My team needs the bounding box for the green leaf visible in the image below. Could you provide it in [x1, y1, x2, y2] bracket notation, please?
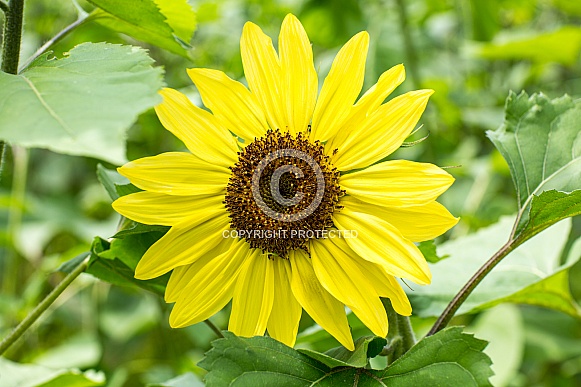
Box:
[199, 332, 331, 386]
[478, 269, 581, 317]
[487, 91, 581, 233]
[299, 336, 387, 368]
[478, 27, 581, 65]
[516, 189, 581, 243]
[96, 164, 140, 200]
[200, 329, 492, 386]
[113, 222, 170, 238]
[0, 357, 105, 387]
[83, 235, 169, 295]
[409, 216, 581, 318]
[0, 43, 163, 164]
[379, 327, 493, 387]
[418, 240, 449, 263]
[88, 0, 196, 57]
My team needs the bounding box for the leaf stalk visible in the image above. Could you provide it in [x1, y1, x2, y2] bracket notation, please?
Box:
[427, 240, 516, 335]
[0, 255, 90, 356]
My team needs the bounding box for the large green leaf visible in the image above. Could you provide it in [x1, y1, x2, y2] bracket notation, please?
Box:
[380, 327, 493, 387]
[199, 329, 492, 386]
[0, 357, 104, 387]
[478, 27, 581, 65]
[409, 216, 581, 318]
[0, 43, 163, 164]
[88, 0, 196, 57]
[488, 91, 581, 209]
[487, 91, 581, 234]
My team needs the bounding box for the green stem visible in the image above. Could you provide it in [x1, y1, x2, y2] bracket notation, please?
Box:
[204, 319, 224, 338]
[381, 298, 399, 339]
[394, 0, 421, 88]
[19, 14, 89, 72]
[396, 314, 416, 352]
[0, 0, 8, 14]
[0, 255, 90, 356]
[2, 146, 28, 295]
[427, 240, 516, 335]
[1, 0, 25, 74]
[0, 141, 6, 183]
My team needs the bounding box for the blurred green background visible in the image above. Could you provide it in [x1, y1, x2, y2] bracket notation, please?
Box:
[1, 0, 581, 385]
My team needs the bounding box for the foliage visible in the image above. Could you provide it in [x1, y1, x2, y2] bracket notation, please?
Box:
[1, 0, 581, 386]
[199, 328, 492, 386]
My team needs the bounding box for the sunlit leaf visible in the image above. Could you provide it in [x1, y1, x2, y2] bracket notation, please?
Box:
[469, 305, 524, 387]
[0, 43, 163, 164]
[88, 0, 196, 57]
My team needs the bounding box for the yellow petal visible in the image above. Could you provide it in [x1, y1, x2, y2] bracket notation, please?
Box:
[340, 196, 459, 242]
[289, 249, 354, 350]
[113, 192, 225, 226]
[354, 64, 406, 112]
[326, 64, 405, 155]
[310, 31, 369, 142]
[118, 152, 230, 196]
[229, 250, 274, 337]
[339, 160, 454, 207]
[165, 241, 228, 303]
[318, 235, 411, 315]
[279, 14, 317, 135]
[311, 238, 387, 337]
[333, 90, 433, 171]
[155, 88, 238, 167]
[169, 239, 251, 328]
[187, 68, 268, 142]
[240, 22, 286, 132]
[332, 207, 431, 285]
[346, 250, 412, 316]
[266, 258, 302, 347]
[135, 211, 230, 279]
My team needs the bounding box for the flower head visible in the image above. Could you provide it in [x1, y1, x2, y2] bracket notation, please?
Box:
[113, 14, 458, 350]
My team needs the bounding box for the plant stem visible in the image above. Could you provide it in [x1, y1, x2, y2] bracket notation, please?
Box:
[1, 0, 25, 182]
[427, 240, 516, 335]
[19, 14, 89, 71]
[204, 319, 224, 338]
[396, 314, 416, 352]
[0, 141, 6, 182]
[0, 255, 90, 356]
[3, 146, 28, 295]
[394, 0, 421, 88]
[1, 0, 25, 74]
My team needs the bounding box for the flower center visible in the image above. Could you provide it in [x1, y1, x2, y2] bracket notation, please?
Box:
[225, 129, 343, 257]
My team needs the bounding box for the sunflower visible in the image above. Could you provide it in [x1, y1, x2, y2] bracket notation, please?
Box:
[112, 14, 458, 350]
